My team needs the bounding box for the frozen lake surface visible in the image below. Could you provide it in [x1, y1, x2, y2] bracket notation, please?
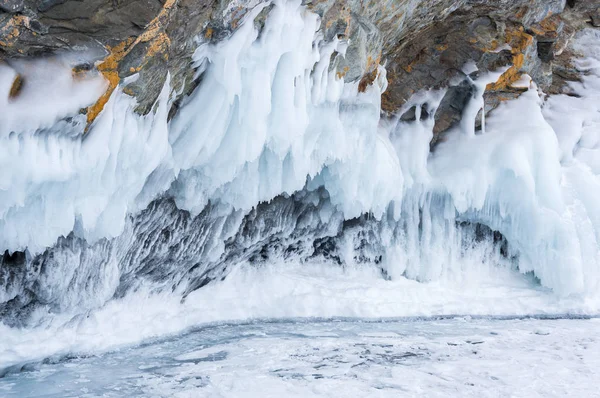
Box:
[2, 317, 600, 397]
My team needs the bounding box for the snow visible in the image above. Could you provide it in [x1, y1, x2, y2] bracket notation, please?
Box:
[2, 317, 600, 397]
[0, 56, 107, 137]
[511, 73, 533, 89]
[0, 261, 598, 372]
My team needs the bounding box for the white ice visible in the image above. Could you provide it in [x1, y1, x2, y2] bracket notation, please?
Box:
[0, 65, 171, 253]
[0, 260, 598, 371]
[2, 316, 600, 397]
[0, 56, 107, 137]
[1, 1, 599, 296]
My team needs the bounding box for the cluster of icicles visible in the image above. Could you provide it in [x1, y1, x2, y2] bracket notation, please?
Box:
[1, 0, 600, 304]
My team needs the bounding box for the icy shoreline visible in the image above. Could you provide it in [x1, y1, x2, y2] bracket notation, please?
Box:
[2, 261, 600, 373]
[3, 317, 600, 397]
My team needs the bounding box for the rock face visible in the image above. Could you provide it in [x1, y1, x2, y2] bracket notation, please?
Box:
[0, 0, 23, 13]
[1, 0, 599, 138]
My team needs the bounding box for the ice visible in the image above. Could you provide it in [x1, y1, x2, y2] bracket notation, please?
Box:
[2, 307, 600, 397]
[429, 88, 575, 292]
[458, 68, 509, 137]
[0, 75, 172, 252]
[0, 0, 402, 252]
[169, 0, 398, 219]
[0, 56, 107, 137]
[0, 260, 597, 372]
[490, 43, 513, 53]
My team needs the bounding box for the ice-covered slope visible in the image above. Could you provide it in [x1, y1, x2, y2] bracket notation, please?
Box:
[1, 0, 600, 338]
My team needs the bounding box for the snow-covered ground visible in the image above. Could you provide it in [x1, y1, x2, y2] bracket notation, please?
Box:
[2, 317, 600, 397]
[1, 262, 599, 374]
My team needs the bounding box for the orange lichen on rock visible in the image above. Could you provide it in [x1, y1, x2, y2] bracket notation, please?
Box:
[8, 74, 23, 99]
[355, 53, 382, 91]
[122, 86, 136, 96]
[486, 27, 533, 91]
[143, 32, 171, 60]
[336, 66, 350, 79]
[539, 15, 561, 32]
[71, 64, 93, 81]
[530, 14, 561, 37]
[322, 0, 351, 37]
[86, 38, 135, 126]
[365, 54, 381, 71]
[85, 0, 175, 127]
[515, 6, 528, 20]
[530, 15, 561, 36]
[496, 95, 513, 102]
[358, 68, 378, 93]
[402, 61, 416, 73]
[132, 0, 175, 48]
[402, 50, 424, 74]
[0, 15, 30, 48]
[478, 39, 499, 53]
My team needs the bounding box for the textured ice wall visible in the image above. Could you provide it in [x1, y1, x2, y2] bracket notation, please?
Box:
[1, 0, 600, 302]
[167, 0, 401, 219]
[0, 62, 171, 253]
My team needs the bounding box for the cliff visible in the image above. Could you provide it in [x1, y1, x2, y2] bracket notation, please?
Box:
[1, 0, 598, 140]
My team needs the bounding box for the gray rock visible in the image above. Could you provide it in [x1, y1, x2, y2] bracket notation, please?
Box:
[433, 79, 476, 141]
[537, 35, 558, 62]
[591, 10, 600, 27]
[0, 0, 24, 13]
[0, 0, 591, 141]
[37, 0, 67, 13]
